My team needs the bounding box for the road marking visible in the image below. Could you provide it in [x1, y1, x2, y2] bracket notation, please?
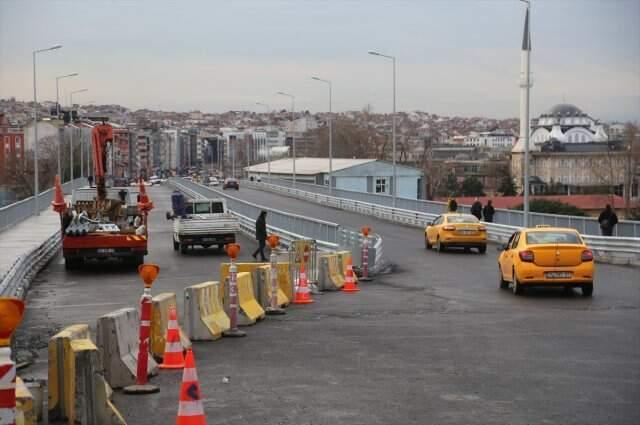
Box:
[26, 302, 127, 309]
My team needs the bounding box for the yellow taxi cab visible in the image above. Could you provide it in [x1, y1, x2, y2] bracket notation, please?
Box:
[425, 213, 487, 254]
[497, 226, 594, 296]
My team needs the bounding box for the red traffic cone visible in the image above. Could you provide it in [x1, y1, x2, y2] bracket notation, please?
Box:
[51, 175, 66, 214]
[342, 257, 360, 293]
[176, 349, 206, 425]
[160, 306, 185, 369]
[293, 263, 314, 304]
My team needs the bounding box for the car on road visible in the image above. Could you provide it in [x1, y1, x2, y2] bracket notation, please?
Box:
[497, 226, 594, 296]
[208, 177, 219, 187]
[149, 175, 162, 185]
[425, 213, 487, 253]
[223, 178, 239, 190]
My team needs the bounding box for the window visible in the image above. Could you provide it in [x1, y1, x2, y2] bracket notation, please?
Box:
[446, 215, 479, 224]
[510, 232, 521, 249]
[375, 178, 387, 193]
[526, 231, 581, 245]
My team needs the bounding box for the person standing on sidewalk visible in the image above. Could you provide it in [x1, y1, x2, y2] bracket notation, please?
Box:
[471, 197, 483, 220]
[598, 204, 618, 236]
[483, 200, 495, 223]
[252, 210, 268, 261]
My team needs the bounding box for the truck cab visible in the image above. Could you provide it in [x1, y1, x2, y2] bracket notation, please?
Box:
[168, 195, 240, 254]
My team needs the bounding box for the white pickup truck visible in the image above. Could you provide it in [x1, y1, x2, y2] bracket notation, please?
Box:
[167, 198, 240, 254]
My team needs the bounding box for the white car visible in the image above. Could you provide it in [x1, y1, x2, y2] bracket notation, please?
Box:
[149, 176, 162, 185]
[208, 177, 219, 187]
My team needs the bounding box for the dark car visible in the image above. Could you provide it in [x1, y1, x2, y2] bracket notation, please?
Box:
[223, 178, 239, 190]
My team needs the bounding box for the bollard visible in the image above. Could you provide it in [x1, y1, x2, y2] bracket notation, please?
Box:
[360, 226, 373, 282]
[123, 264, 160, 394]
[223, 244, 247, 337]
[265, 235, 286, 316]
[0, 298, 25, 425]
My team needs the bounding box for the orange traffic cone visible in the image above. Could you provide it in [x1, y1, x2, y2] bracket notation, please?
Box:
[342, 257, 360, 293]
[176, 349, 206, 425]
[160, 306, 185, 369]
[293, 263, 314, 304]
[51, 175, 66, 214]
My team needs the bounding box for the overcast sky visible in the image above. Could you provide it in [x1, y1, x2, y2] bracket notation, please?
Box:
[1, 0, 639, 120]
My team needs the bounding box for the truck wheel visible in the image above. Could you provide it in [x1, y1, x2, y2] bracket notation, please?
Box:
[180, 243, 188, 254]
[65, 258, 81, 270]
[173, 240, 179, 251]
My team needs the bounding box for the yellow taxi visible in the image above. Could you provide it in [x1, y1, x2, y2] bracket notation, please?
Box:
[497, 226, 594, 296]
[425, 213, 487, 254]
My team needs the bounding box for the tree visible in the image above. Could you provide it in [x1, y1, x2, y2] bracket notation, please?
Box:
[498, 170, 517, 196]
[511, 199, 586, 216]
[461, 176, 485, 196]
[443, 172, 459, 197]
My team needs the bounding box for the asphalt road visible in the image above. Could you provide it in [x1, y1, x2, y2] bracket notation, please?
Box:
[16, 184, 640, 425]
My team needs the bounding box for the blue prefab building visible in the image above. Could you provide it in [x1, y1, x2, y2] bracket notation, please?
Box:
[244, 157, 425, 200]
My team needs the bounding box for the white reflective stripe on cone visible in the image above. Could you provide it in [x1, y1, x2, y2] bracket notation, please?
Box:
[164, 342, 183, 352]
[0, 364, 15, 388]
[297, 287, 310, 293]
[140, 320, 151, 326]
[168, 319, 178, 328]
[178, 400, 204, 416]
[0, 408, 16, 422]
[182, 368, 198, 382]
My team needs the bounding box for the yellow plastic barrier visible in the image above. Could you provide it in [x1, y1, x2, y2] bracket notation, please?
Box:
[219, 262, 267, 302]
[254, 265, 289, 307]
[150, 292, 191, 358]
[336, 251, 358, 283]
[276, 262, 294, 300]
[183, 282, 230, 340]
[236, 272, 265, 325]
[319, 254, 344, 290]
[15, 377, 35, 425]
[48, 325, 126, 425]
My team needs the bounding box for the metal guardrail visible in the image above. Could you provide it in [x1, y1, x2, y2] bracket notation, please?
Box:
[247, 180, 640, 266]
[259, 177, 640, 237]
[168, 178, 385, 272]
[0, 177, 86, 233]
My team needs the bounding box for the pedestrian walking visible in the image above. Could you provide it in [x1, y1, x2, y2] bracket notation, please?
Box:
[88, 175, 94, 187]
[252, 210, 268, 261]
[483, 200, 495, 223]
[448, 198, 458, 212]
[598, 204, 618, 236]
[471, 197, 483, 220]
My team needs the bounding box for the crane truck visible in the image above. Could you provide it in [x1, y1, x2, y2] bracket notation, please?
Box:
[52, 123, 153, 270]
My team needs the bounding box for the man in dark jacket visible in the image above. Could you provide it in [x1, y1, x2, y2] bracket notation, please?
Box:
[482, 200, 495, 223]
[470, 197, 483, 220]
[598, 204, 618, 236]
[252, 210, 268, 261]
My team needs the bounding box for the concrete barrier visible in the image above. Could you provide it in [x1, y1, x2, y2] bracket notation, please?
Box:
[96, 307, 158, 389]
[47, 324, 126, 424]
[253, 265, 289, 308]
[15, 377, 35, 425]
[150, 292, 191, 359]
[183, 281, 230, 341]
[318, 254, 344, 291]
[336, 251, 358, 284]
[232, 272, 265, 325]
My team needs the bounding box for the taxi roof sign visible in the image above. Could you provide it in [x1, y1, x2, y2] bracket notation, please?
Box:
[0, 298, 25, 347]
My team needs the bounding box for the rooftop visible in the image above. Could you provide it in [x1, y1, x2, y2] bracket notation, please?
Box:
[244, 157, 377, 175]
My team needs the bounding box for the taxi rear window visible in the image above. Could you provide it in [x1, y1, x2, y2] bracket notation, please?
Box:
[526, 231, 581, 245]
[447, 215, 479, 223]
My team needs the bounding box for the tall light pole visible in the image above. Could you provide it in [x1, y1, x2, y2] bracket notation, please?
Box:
[256, 102, 271, 181]
[55, 73, 78, 179]
[33, 44, 62, 215]
[311, 76, 333, 194]
[368, 50, 397, 207]
[520, 0, 532, 227]
[277, 91, 296, 187]
[69, 88, 88, 183]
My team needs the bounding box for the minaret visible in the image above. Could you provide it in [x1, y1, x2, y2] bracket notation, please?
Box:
[519, 4, 532, 226]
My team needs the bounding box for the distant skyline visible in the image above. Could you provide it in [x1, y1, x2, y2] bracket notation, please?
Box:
[1, 0, 639, 121]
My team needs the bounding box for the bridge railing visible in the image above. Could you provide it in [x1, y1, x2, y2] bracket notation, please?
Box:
[258, 177, 640, 237]
[0, 178, 86, 233]
[246, 179, 640, 266]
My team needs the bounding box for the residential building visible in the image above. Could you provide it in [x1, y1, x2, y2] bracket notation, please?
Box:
[463, 129, 516, 149]
[0, 113, 24, 181]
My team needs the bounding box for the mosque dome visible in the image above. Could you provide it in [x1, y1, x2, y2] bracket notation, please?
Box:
[546, 104, 584, 117]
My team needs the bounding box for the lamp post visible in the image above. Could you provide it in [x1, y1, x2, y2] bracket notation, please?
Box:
[33, 44, 62, 216]
[368, 50, 397, 207]
[55, 73, 78, 179]
[520, 0, 532, 227]
[311, 76, 333, 194]
[256, 102, 271, 181]
[277, 91, 296, 187]
[69, 89, 88, 183]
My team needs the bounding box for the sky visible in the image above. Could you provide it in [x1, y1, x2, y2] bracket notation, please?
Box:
[1, 0, 639, 121]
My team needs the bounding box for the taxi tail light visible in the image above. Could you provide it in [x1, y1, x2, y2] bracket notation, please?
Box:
[519, 250, 534, 262]
[581, 249, 594, 262]
[478, 226, 487, 231]
[443, 225, 456, 231]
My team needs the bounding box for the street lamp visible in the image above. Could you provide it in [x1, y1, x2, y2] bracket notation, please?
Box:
[69, 88, 88, 182]
[256, 102, 271, 181]
[368, 50, 397, 207]
[520, 0, 532, 227]
[277, 91, 296, 187]
[55, 72, 78, 179]
[33, 44, 62, 216]
[311, 76, 333, 194]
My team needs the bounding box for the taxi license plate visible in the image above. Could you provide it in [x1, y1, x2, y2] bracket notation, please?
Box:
[460, 230, 475, 234]
[545, 272, 572, 279]
[97, 248, 115, 254]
